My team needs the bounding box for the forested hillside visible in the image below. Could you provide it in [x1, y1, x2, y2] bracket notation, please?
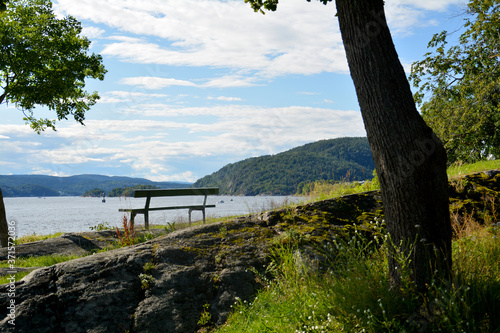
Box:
[0, 174, 190, 197]
[193, 137, 374, 195]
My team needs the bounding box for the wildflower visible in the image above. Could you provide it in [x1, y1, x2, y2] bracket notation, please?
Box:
[415, 224, 421, 228]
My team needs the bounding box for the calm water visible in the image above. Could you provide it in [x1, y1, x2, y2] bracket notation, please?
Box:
[3, 195, 301, 237]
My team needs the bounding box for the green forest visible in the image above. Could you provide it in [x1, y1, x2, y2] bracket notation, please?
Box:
[0, 184, 60, 197]
[107, 185, 159, 197]
[0, 174, 189, 197]
[193, 137, 374, 195]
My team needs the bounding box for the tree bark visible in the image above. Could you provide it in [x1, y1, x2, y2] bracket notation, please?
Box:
[335, 0, 452, 290]
[0, 188, 9, 247]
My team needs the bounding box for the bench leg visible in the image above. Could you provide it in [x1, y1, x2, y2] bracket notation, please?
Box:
[144, 210, 149, 231]
[130, 212, 136, 229]
[202, 208, 206, 224]
[188, 208, 192, 227]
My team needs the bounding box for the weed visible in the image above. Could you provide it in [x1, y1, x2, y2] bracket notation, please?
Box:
[451, 210, 482, 239]
[143, 261, 156, 273]
[164, 221, 176, 233]
[138, 273, 155, 290]
[219, 225, 228, 238]
[198, 303, 212, 326]
[116, 215, 136, 246]
[89, 222, 113, 231]
[273, 228, 305, 246]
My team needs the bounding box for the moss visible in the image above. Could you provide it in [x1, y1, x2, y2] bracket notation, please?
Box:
[448, 171, 500, 225]
[180, 246, 208, 256]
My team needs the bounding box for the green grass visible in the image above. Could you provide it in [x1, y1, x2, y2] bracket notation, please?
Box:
[0, 254, 85, 268]
[0, 254, 85, 284]
[217, 221, 500, 333]
[0, 272, 31, 284]
[15, 232, 65, 245]
[447, 159, 500, 179]
[305, 159, 499, 201]
[304, 179, 379, 201]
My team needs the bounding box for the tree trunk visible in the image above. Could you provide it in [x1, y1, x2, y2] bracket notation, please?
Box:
[0, 188, 9, 247]
[335, 0, 452, 290]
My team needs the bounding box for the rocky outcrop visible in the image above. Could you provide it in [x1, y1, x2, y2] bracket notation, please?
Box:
[0, 192, 384, 333]
[0, 169, 497, 333]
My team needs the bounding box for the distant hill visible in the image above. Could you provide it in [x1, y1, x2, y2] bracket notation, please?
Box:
[193, 137, 375, 195]
[0, 174, 191, 197]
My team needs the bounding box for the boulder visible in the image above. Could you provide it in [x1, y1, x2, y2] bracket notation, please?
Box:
[0, 191, 385, 332]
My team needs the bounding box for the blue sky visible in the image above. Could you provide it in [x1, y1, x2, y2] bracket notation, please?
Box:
[0, 0, 466, 182]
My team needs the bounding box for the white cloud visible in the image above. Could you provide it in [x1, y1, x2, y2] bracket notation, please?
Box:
[30, 168, 71, 177]
[107, 35, 145, 43]
[55, 0, 345, 76]
[203, 76, 259, 88]
[390, 0, 465, 11]
[298, 92, 320, 96]
[98, 91, 168, 103]
[119, 75, 261, 90]
[82, 26, 105, 39]
[55, 0, 462, 77]
[207, 96, 243, 102]
[121, 77, 196, 89]
[1, 104, 365, 180]
[385, 0, 465, 35]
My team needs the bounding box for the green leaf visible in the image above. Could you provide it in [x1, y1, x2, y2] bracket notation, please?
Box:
[0, 0, 106, 132]
[409, 0, 500, 164]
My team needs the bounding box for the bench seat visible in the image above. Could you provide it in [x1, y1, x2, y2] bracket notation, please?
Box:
[118, 187, 219, 230]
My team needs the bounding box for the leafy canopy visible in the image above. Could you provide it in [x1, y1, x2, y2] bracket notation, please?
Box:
[244, 0, 331, 14]
[0, 0, 106, 133]
[410, 0, 500, 163]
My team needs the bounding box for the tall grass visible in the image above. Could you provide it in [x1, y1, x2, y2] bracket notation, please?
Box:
[305, 159, 499, 201]
[217, 218, 500, 332]
[303, 171, 380, 201]
[447, 159, 500, 179]
[15, 232, 65, 245]
[0, 254, 84, 268]
[0, 254, 85, 284]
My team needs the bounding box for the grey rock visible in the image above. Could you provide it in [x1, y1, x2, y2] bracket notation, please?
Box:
[0, 219, 272, 333]
[0, 192, 385, 332]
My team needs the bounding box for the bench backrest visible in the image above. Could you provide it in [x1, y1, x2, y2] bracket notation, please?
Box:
[133, 187, 219, 198]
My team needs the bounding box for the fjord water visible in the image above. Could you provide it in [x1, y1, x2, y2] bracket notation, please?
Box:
[3, 195, 301, 237]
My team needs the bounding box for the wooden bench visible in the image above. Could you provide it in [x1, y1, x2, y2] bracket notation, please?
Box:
[118, 187, 219, 230]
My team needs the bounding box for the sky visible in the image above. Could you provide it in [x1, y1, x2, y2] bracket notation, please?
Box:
[0, 0, 467, 183]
